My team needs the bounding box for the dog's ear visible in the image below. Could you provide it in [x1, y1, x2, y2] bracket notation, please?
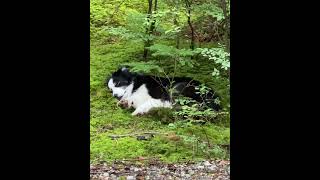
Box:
[121, 67, 129, 72]
[119, 65, 131, 72]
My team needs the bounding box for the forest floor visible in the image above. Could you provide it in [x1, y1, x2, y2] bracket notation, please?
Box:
[90, 40, 230, 179]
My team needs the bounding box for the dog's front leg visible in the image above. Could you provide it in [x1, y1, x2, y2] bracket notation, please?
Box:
[131, 99, 172, 116]
[131, 107, 145, 116]
[131, 102, 152, 116]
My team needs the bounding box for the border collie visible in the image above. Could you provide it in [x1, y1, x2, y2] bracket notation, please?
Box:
[107, 67, 221, 116]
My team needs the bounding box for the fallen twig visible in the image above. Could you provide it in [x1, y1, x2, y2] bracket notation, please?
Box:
[108, 132, 168, 139]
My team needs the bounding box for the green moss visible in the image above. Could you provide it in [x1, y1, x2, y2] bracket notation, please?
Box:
[90, 137, 147, 163]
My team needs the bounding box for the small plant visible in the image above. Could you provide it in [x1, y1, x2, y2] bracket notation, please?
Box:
[147, 108, 175, 124]
[176, 133, 229, 160]
[196, 46, 230, 79]
[172, 83, 226, 124]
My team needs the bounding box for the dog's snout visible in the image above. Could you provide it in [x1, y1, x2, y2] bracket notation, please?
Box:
[116, 96, 122, 100]
[114, 94, 122, 100]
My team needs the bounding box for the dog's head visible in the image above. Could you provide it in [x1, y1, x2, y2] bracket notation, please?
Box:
[107, 67, 133, 100]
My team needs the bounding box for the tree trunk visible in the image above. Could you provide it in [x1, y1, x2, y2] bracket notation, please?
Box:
[143, 0, 159, 60]
[174, 0, 180, 49]
[174, 19, 180, 49]
[143, 0, 153, 60]
[149, 0, 158, 33]
[220, 0, 230, 52]
[185, 0, 195, 50]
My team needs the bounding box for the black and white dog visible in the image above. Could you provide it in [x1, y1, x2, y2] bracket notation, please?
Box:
[107, 67, 221, 116]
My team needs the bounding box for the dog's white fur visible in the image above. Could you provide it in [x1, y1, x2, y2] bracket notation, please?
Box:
[107, 78, 126, 98]
[108, 78, 172, 116]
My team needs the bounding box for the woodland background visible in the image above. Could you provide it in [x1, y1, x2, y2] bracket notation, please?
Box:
[90, 0, 230, 164]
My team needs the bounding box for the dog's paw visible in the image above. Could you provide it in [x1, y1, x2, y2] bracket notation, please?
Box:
[132, 111, 144, 116]
[117, 100, 129, 108]
[136, 112, 144, 116]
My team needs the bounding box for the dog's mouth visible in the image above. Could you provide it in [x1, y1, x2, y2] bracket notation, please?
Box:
[114, 95, 123, 100]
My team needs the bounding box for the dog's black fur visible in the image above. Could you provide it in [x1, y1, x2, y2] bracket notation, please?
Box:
[107, 67, 221, 111]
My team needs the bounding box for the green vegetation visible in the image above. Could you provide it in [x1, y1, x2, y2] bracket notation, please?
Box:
[90, 0, 230, 164]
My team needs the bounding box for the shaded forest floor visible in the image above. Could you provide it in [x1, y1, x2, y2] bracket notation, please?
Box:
[90, 40, 230, 166]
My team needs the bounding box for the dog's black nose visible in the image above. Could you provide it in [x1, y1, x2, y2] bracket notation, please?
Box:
[114, 95, 122, 100]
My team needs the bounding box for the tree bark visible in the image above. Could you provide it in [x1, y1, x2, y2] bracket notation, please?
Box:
[149, 0, 158, 33]
[220, 0, 230, 52]
[143, 0, 159, 60]
[143, 0, 153, 60]
[185, 0, 195, 50]
[174, 0, 180, 49]
[174, 19, 180, 49]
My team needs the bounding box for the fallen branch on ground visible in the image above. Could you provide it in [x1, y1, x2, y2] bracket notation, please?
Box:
[108, 132, 168, 140]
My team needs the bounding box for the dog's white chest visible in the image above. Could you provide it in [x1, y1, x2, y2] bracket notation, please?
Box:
[127, 84, 152, 108]
[119, 83, 172, 116]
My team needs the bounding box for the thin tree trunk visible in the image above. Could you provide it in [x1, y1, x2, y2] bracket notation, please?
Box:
[174, 0, 180, 49]
[174, 19, 180, 49]
[143, 0, 153, 60]
[185, 0, 195, 50]
[149, 0, 158, 33]
[220, 0, 230, 52]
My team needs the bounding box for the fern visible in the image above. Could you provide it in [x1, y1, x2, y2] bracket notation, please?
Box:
[121, 61, 164, 73]
[148, 44, 177, 57]
[149, 44, 196, 57]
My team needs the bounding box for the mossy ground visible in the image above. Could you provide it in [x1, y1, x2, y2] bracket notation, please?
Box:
[90, 40, 230, 165]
